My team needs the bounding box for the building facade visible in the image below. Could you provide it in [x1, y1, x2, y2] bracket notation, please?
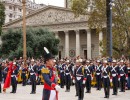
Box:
[1, 0, 45, 23]
[3, 5, 104, 59]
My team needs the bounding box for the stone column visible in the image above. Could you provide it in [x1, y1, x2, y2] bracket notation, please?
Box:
[54, 31, 59, 59]
[65, 31, 69, 58]
[99, 31, 103, 56]
[75, 30, 80, 57]
[87, 29, 92, 59]
[55, 31, 59, 39]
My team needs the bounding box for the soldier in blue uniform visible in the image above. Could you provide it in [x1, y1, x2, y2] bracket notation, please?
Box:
[58, 59, 65, 88]
[37, 62, 44, 85]
[95, 60, 102, 90]
[42, 47, 60, 100]
[21, 63, 27, 86]
[73, 59, 80, 96]
[28, 59, 38, 94]
[74, 59, 86, 100]
[85, 60, 93, 93]
[110, 60, 119, 95]
[64, 60, 71, 92]
[102, 60, 111, 98]
[119, 60, 128, 92]
[0, 61, 2, 93]
[3, 62, 8, 83]
[127, 62, 130, 90]
[10, 62, 19, 93]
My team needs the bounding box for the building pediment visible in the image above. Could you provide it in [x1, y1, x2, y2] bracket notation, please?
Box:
[3, 5, 88, 28]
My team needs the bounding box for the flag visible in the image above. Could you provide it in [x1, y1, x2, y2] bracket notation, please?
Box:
[3, 62, 13, 92]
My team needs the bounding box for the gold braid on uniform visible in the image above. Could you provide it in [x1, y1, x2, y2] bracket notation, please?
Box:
[41, 68, 50, 74]
[82, 66, 85, 75]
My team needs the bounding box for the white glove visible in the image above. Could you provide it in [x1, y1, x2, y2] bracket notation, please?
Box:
[118, 78, 120, 81]
[91, 77, 93, 80]
[71, 76, 72, 79]
[73, 80, 75, 83]
[16, 77, 18, 81]
[82, 80, 86, 84]
[55, 85, 61, 92]
[110, 79, 112, 82]
[36, 76, 38, 80]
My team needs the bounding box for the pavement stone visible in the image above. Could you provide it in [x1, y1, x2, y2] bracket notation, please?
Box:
[0, 84, 130, 100]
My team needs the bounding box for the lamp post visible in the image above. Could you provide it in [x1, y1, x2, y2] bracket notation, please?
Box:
[22, 0, 27, 65]
[109, 0, 115, 57]
[109, 0, 113, 58]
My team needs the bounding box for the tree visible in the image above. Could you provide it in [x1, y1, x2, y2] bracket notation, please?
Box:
[0, 1, 5, 35]
[71, 0, 130, 58]
[0, 28, 59, 59]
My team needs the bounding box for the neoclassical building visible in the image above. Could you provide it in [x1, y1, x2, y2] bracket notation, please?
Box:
[2, 1, 105, 59]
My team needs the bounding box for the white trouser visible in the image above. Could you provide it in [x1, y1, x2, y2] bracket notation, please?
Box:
[49, 90, 56, 100]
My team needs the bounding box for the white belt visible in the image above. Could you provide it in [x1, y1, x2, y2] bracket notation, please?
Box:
[112, 74, 116, 77]
[30, 73, 35, 75]
[120, 74, 124, 76]
[76, 77, 81, 80]
[87, 74, 90, 76]
[65, 73, 70, 75]
[60, 70, 63, 73]
[103, 76, 108, 78]
[76, 74, 83, 77]
[11, 75, 16, 77]
[96, 73, 100, 75]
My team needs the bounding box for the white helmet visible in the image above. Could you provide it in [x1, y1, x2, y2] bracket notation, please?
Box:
[79, 59, 83, 63]
[112, 60, 117, 63]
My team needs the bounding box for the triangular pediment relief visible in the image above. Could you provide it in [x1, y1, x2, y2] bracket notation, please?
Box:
[3, 5, 88, 28]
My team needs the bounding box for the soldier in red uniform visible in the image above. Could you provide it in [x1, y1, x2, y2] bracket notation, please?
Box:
[42, 47, 60, 100]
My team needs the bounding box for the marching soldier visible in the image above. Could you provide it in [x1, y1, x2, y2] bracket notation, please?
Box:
[42, 47, 60, 100]
[110, 60, 119, 95]
[28, 59, 38, 94]
[95, 60, 102, 90]
[119, 60, 128, 92]
[85, 60, 93, 93]
[102, 60, 111, 98]
[74, 59, 86, 100]
[10, 62, 19, 93]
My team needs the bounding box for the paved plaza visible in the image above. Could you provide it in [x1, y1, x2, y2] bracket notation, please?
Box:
[0, 84, 130, 100]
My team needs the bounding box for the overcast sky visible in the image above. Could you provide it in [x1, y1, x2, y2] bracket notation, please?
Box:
[34, 0, 64, 7]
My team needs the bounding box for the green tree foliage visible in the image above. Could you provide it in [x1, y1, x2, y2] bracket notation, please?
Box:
[71, 0, 130, 58]
[0, 1, 5, 35]
[0, 28, 59, 59]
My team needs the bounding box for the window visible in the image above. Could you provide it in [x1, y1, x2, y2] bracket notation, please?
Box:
[9, 13, 13, 18]
[9, 6, 12, 10]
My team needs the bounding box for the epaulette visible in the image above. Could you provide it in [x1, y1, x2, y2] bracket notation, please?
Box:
[41, 68, 50, 74]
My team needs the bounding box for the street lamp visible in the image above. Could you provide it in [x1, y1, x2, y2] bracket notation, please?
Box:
[22, 0, 27, 65]
[107, 0, 115, 58]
